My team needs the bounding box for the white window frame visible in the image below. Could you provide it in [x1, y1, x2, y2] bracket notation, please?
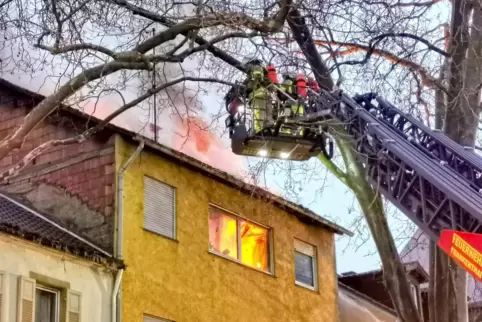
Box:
[208, 205, 273, 274]
[410, 283, 419, 309]
[35, 285, 60, 322]
[294, 238, 318, 291]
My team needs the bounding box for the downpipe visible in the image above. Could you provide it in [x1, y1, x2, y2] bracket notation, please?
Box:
[112, 269, 124, 322]
[112, 139, 145, 322]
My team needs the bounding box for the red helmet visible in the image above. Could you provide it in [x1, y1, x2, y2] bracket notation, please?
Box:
[267, 65, 276, 71]
[296, 74, 306, 80]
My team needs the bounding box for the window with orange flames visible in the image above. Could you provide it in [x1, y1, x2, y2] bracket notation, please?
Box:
[208, 207, 271, 272]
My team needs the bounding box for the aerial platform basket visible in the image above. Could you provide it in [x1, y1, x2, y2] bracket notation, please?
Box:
[230, 124, 325, 161]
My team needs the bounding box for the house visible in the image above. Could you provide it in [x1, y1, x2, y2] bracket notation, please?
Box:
[338, 262, 428, 321]
[0, 78, 352, 321]
[0, 192, 119, 322]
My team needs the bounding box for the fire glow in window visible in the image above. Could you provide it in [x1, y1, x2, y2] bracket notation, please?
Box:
[209, 207, 270, 272]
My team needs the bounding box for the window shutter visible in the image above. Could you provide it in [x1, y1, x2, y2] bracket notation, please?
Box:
[66, 290, 81, 322]
[144, 176, 176, 239]
[0, 271, 5, 322]
[294, 239, 315, 256]
[16, 276, 35, 322]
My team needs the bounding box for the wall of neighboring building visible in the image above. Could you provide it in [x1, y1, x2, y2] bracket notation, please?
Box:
[400, 229, 482, 311]
[0, 233, 113, 322]
[117, 137, 339, 322]
[0, 83, 116, 251]
[338, 284, 398, 322]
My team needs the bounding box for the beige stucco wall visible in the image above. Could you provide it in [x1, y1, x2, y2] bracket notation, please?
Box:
[0, 234, 114, 322]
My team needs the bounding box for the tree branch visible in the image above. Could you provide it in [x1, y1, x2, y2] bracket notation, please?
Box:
[35, 43, 116, 58]
[267, 36, 445, 91]
[287, 8, 334, 89]
[370, 32, 449, 57]
[165, 31, 259, 62]
[135, 6, 291, 54]
[317, 153, 348, 185]
[106, 0, 247, 71]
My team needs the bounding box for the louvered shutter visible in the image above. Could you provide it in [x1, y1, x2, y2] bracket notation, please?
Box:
[0, 271, 5, 322]
[16, 276, 35, 322]
[294, 239, 315, 256]
[66, 290, 81, 322]
[144, 176, 176, 239]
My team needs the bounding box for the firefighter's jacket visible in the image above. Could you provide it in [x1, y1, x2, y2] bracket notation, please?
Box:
[246, 64, 271, 95]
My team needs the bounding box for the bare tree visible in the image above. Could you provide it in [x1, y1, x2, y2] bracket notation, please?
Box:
[0, 0, 480, 321]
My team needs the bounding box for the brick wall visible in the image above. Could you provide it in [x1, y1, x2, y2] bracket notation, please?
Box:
[0, 83, 116, 252]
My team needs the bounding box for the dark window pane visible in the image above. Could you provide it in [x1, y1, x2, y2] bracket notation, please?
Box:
[35, 288, 56, 322]
[295, 251, 314, 286]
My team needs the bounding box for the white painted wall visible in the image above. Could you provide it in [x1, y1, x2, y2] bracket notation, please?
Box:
[0, 234, 114, 322]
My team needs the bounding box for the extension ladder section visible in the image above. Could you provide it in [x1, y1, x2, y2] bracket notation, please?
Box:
[356, 94, 482, 193]
[311, 90, 482, 240]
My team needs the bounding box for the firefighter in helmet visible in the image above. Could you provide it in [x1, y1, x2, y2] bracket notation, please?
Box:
[279, 73, 297, 114]
[244, 56, 272, 134]
[294, 73, 307, 118]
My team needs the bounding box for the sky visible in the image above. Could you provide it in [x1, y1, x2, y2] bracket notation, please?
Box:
[0, 0, 452, 274]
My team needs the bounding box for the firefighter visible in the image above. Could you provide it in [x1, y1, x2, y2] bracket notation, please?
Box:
[294, 74, 307, 117]
[244, 57, 272, 133]
[266, 65, 279, 85]
[279, 73, 297, 112]
[307, 77, 320, 113]
[307, 77, 320, 93]
[266, 64, 280, 121]
[277, 73, 297, 135]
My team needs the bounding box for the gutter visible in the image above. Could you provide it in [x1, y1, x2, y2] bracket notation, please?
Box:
[112, 140, 145, 322]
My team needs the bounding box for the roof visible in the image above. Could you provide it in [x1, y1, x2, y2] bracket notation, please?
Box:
[0, 192, 117, 265]
[338, 281, 397, 317]
[340, 261, 429, 284]
[0, 78, 352, 236]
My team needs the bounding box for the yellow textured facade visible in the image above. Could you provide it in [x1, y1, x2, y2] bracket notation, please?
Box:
[115, 136, 338, 322]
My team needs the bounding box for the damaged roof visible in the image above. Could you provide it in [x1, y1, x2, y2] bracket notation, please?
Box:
[0, 192, 115, 265]
[0, 78, 352, 236]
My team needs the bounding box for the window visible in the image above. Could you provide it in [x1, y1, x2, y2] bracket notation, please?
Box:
[208, 206, 271, 273]
[35, 286, 59, 322]
[294, 239, 317, 290]
[16, 276, 81, 322]
[144, 176, 176, 239]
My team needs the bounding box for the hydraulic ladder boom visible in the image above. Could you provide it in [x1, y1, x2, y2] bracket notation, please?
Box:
[329, 91, 482, 241]
[226, 87, 482, 242]
[357, 94, 482, 193]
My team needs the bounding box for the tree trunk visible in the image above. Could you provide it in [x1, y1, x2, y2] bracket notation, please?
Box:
[287, 8, 421, 321]
[337, 131, 423, 322]
[432, 0, 478, 320]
